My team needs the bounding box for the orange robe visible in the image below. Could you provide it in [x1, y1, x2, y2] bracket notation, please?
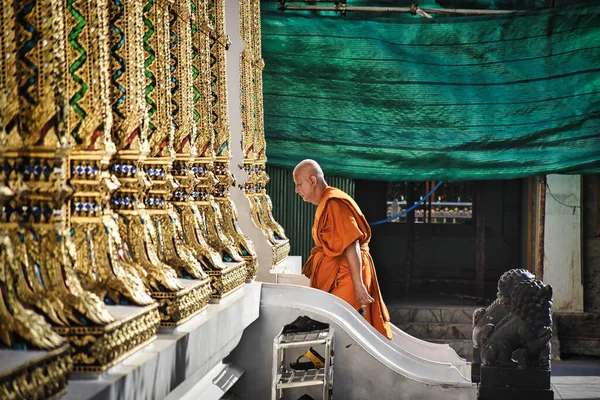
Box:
[303, 187, 392, 340]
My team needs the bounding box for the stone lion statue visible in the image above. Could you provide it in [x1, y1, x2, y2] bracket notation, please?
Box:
[473, 269, 536, 347]
[478, 274, 553, 369]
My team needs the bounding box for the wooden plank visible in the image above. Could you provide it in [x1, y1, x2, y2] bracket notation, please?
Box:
[536, 176, 547, 281]
[596, 175, 600, 238]
[475, 181, 486, 298]
[527, 177, 534, 272]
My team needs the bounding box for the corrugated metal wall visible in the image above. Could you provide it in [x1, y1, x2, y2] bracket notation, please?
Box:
[265, 165, 355, 263]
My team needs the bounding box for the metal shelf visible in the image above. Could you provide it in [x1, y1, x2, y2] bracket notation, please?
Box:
[274, 329, 333, 349]
[276, 367, 326, 389]
[271, 326, 334, 400]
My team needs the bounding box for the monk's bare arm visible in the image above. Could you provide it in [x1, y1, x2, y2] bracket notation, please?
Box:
[344, 240, 375, 307]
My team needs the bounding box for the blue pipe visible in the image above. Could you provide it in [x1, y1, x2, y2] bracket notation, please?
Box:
[369, 181, 443, 226]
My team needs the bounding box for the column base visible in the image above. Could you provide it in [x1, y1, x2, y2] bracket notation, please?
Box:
[151, 278, 212, 328]
[272, 239, 290, 266]
[0, 344, 71, 400]
[243, 255, 258, 282]
[54, 304, 160, 373]
[207, 261, 247, 301]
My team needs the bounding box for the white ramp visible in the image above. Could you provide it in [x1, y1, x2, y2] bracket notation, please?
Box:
[267, 266, 470, 375]
[229, 284, 476, 400]
[390, 320, 471, 378]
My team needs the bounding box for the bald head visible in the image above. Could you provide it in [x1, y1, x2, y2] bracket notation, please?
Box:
[293, 159, 324, 182]
[293, 159, 328, 205]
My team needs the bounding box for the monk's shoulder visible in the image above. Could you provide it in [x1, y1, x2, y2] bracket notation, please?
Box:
[323, 197, 356, 216]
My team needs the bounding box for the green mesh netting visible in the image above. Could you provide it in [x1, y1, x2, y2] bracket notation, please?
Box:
[261, 2, 600, 181]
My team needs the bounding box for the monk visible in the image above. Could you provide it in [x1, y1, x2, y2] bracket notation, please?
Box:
[293, 159, 392, 340]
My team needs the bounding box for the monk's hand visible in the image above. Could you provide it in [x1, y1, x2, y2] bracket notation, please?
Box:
[354, 283, 374, 307]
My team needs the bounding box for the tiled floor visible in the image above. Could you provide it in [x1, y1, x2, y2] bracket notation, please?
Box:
[552, 357, 600, 400]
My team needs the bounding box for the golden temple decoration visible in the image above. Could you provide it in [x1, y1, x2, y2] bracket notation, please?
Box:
[135, 0, 211, 322]
[251, 0, 288, 248]
[106, 0, 184, 326]
[54, 302, 160, 372]
[172, 0, 248, 297]
[240, 0, 255, 169]
[1, 222, 72, 396]
[0, 345, 72, 400]
[0, 0, 163, 376]
[239, 0, 290, 266]
[2, 0, 115, 328]
[60, 0, 163, 373]
[197, 5, 257, 275]
[216, 195, 258, 281]
[0, 234, 66, 350]
[107, 0, 184, 297]
[64, 0, 154, 307]
[0, 188, 71, 399]
[161, 0, 211, 282]
[0, 0, 292, 386]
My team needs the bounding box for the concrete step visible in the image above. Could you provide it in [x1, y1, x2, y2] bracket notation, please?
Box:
[396, 322, 473, 341]
[388, 304, 477, 360]
[389, 306, 477, 325]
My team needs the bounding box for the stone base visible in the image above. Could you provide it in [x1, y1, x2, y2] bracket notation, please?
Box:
[480, 365, 553, 400]
[472, 346, 481, 383]
[479, 386, 554, 400]
[208, 261, 247, 302]
[151, 278, 212, 328]
[54, 304, 160, 373]
[472, 363, 480, 383]
[269, 256, 309, 286]
[272, 239, 290, 266]
[0, 345, 71, 400]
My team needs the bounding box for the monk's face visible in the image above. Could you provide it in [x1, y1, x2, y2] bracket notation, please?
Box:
[293, 170, 319, 205]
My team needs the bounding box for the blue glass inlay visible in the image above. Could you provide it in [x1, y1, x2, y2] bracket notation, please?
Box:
[33, 263, 45, 289]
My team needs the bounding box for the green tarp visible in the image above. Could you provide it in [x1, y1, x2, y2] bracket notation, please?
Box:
[261, 2, 600, 181]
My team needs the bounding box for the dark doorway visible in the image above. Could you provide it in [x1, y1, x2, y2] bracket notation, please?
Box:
[356, 179, 523, 304]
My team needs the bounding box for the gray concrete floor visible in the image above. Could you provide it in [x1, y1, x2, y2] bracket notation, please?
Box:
[552, 357, 600, 400]
[224, 357, 600, 399]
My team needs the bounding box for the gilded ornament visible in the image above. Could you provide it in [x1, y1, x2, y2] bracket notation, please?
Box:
[54, 303, 160, 373]
[134, 0, 213, 324]
[216, 195, 258, 280]
[0, 234, 66, 350]
[180, 0, 248, 295]
[0, 344, 72, 400]
[107, 0, 189, 303]
[63, 0, 153, 306]
[237, 0, 290, 265]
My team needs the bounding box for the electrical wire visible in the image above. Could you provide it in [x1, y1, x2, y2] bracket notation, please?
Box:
[543, 179, 581, 214]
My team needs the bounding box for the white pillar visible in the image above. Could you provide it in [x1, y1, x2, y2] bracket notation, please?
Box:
[225, 0, 277, 280]
[543, 174, 583, 312]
